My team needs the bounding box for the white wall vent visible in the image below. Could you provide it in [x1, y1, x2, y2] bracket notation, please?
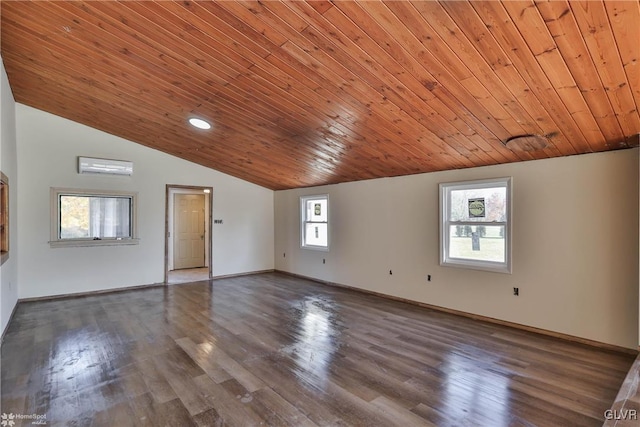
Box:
[78, 157, 133, 176]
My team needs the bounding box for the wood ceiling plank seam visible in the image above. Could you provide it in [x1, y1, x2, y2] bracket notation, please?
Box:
[410, 1, 578, 157]
[261, 51, 429, 149]
[438, 8, 574, 158]
[244, 62, 374, 157]
[65, 15, 364, 169]
[567, 1, 640, 138]
[125, 1, 272, 61]
[287, 42, 474, 172]
[199, 2, 291, 48]
[28, 3, 298, 138]
[47, 2, 235, 83]
[274, 39, 469, 171]
[269, 3, 484, 167]
[262, 0, 524, 171]
[188, 3, 388, 174]
[0, 30, 222, 134]
[490, 65, 579, 157]
[6, 58, 334, 188]
[220, 133, 367, 181]
[276, 4, 490, 171]
[437, 1, 580, 156]
[123, 2, 254, 73]
[263, 53, 462, 173]
[0, 30, 322, 171]
[224, 0, 312, 35]
[252, 56, 462, 176]
[285, 30, 486, 167]
[124, 2, 270, 79]
[87, 2, 320, 138]
[364, 23, 531, 164]
[176, 3, 416, 172]
[212, 3, 410, 167]
[436, 1, 514, 73]
[70, 18, 330, 155]
[456, 77, 518, 124]
[5, 82, 281, 186]
[174, 144, 310, 190]
[358, 1, 526, 146]
[0, 52, 189, 135]
[384, 3, 473, 85]
[316, 1, 516, 164]
[6, 74, 282, 180]
[306, 1, 335, 16]
[218, 3, 478, 171]
[602, 1, 640, 137]
[463, 1, 596, 153]
[408, 1, 551, 137]
[193, 140, 336, 186]
[4, 1, 635, 189]
[184, 1, 292, 49]
[570, 1, 640, 142]
[264, 6, 470, 171]
[170, 103, 391, 181]
[535, 0, 626, 145]
[211, 2, 384, 164]
[139, 0, 344, 140]
[110, 1, 413, 174]
[502, 1, 609, 151]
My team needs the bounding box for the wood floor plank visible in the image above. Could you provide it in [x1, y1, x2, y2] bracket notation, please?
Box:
[1, 272, 635, 426]
[192, 374, 265, 426]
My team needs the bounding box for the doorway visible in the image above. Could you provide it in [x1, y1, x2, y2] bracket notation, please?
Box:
[165, 185, 213, 284]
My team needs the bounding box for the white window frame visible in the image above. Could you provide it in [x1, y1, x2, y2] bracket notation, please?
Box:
[50, 188, 140, 248]
[439, 177, 512, 273]
[300, 194, 329, 251]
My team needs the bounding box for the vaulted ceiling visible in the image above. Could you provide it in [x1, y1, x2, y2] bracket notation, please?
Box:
[2, 1, 639, 190]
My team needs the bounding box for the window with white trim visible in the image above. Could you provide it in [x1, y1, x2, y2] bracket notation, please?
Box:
[301, 194, 329, 250]
[440, 178, 511, 273]
[50, 188, 139, 248]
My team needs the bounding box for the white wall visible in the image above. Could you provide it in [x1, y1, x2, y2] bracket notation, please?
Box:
[17, 104, 274, 299]
[275, 149, 640, 349]
[0, 58, 18, 336]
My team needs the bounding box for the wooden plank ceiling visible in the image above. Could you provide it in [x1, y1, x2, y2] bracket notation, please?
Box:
[2, 1, 639, 190]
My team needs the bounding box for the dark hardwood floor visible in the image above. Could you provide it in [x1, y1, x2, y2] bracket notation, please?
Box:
[1, 272, 635, 426]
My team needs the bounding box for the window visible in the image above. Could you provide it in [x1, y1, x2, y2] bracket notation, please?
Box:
[440, 177, 511, 273]
[301, 194, 329, 250]
[50, 188, 139, 248]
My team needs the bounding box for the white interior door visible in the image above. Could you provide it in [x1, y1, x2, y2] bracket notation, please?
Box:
[173, 194, 205, 270]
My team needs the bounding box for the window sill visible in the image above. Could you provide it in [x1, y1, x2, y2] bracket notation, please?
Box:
[49, 238, 140, 248]
[301, 245, 329, 252]
[441, 258, 511, 274]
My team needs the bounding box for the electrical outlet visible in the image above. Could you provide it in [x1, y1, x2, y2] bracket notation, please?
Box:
[427, 275, 431, 282]
[322, 258, 326, 264]
[389, 270, 393, 275]
[513, 287, 519, 296]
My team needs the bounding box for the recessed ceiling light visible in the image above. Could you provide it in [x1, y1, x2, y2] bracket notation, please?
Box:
[188, 117, 211, 130]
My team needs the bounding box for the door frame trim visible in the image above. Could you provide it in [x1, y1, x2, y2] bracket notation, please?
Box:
[164, 184, 213, 284]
